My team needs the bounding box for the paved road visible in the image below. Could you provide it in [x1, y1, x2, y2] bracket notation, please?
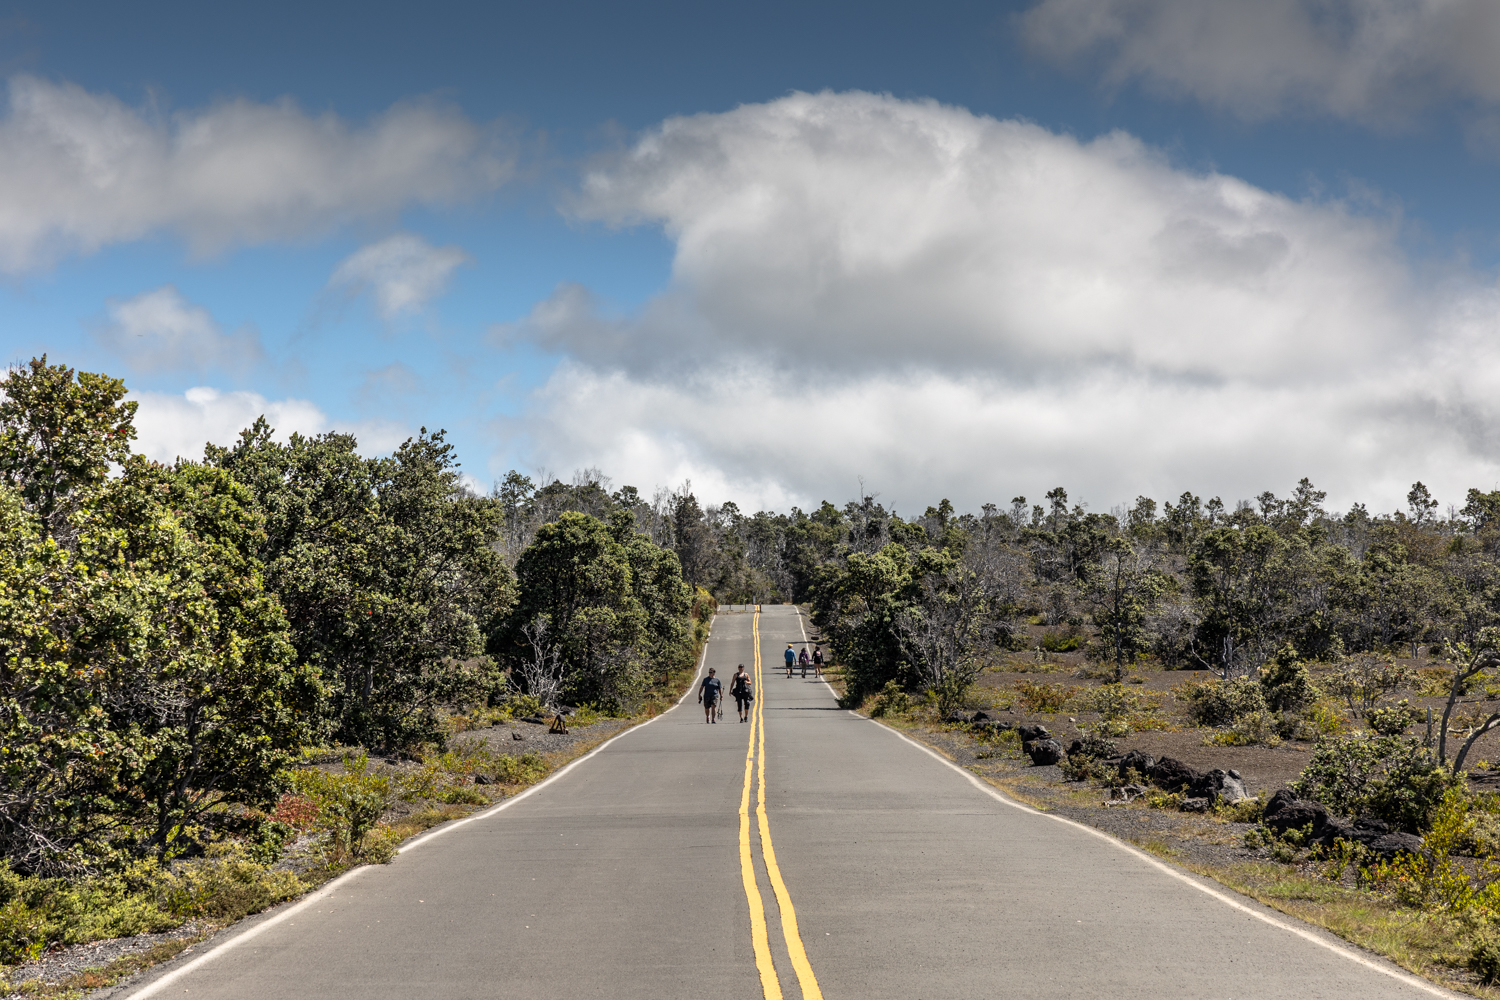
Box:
[120, 606, 1453, 999]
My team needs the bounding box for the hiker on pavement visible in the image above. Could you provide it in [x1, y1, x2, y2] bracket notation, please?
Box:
[798, 647, 810, 677]
[698, 668, 723, 724]
[785, 644, 796, 677]
[731, 664, 753, 722]
[813, 646, 824, 678]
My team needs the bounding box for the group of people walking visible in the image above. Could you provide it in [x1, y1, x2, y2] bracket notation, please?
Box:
[697, 643, 825, 723]
[783, 643, 822, 678]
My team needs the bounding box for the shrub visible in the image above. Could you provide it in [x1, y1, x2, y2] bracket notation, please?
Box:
[1183, 677, 1267, 727]
[290, 755, 391, 862]
[1293, 735, 1461, 832]
[869, 680, 912, 718]
[1203, 710, 1282, 747]
[1365, 699, 1420, 736]
[1013, 681, 1079, 714]
[1217, 797, 1265, 823]
[0, 848, 302, 964]
[1472, 935, 1500, 985]
[1040, 631, 1081, 653]
[1260, 652, 1317, 712]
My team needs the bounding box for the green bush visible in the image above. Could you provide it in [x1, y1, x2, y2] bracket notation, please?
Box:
[290, 755, 391, 861]
[1292, 735, 1461, 832]
[1365, 699, 1420, 736]
[1471, 934, 1500, 985]
[1260, 651, 1317, 712]
[1040, 631, 1081, 653]
[1185, 677, 1267, 727]
[869, 680, 912, 718]
[0, 848, 302, 964]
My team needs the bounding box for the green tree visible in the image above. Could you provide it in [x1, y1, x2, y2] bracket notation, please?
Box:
[0, 356, 136, 541]
[209, 422, 512, 749]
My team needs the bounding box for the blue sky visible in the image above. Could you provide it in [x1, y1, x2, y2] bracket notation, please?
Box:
[6, 0, 1500, 516]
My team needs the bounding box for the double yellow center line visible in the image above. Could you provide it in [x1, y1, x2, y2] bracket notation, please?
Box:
[738, 610, 823, 1000]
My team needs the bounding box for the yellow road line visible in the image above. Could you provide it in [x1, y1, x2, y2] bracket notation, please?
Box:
[753, 611, 825, 1000]
[742, 613, 783, 1000]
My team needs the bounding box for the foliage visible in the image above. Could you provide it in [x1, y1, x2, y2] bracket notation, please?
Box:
[1013, 681, 1079, 714]
[1182, 677, 1268, 728]
[0, 846, 301, 964]
[208, 421, 514, 750]
[1293, 735, 1461, 832]
[1325, 656, 1409, 714]
[496, 510, 692, 711]
[1259, 647, 1317, 712]
[0, 364, 317, 873]
[1203, 710, 1283, 747]
[868, 680, 912, 719]
[289, 755, 392, 863]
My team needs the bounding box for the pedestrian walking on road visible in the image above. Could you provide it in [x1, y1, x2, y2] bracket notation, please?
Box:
[731, 664, 753, 722]
[813, 646, 824, 678]
[698, 668, 723, 724]
[784, 644, 796, 678]
[798, 647, 810, 677]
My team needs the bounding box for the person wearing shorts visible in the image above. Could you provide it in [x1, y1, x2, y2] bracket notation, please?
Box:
[798, 647, 810, 677]
[784, 644, 796, 677]
[730, 664, 753, 722]
[812, 646, 824, 678]
[698, 668, 723, 723]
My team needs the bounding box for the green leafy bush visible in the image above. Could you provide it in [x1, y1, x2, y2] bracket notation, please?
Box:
[1292, 735, 1460, 832]
[1183, 677, 1267, 727]
[1040, 631, 1081, 653]
[1260, 651, 1317, 712]
[290, 755, 391, 861]
[1365, 699, 1420, 736]
[869, 680, 912, 718]
[0, 847, 302, 964]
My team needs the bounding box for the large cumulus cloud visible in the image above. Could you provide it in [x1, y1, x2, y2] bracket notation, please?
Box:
[498, 91, 1500, 515]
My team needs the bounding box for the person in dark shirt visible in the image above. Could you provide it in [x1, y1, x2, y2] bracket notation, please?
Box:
[698, 668, 723, 723]
[730, 664, 753, 722]
[812, 646, 824, 678]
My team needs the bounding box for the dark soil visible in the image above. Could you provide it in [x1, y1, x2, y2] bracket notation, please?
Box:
[899, 721, 1263, 872]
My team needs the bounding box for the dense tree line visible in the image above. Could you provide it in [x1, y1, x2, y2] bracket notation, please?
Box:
[0, 360, 700, 875]
[542, 474, 1500, 715]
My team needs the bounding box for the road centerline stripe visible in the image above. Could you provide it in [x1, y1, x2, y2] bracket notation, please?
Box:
[741, 611, 784, 1000]
[754, 609, 825, 1000]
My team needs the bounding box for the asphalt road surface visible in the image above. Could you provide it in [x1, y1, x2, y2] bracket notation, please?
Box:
[119, 606, 1455, 999]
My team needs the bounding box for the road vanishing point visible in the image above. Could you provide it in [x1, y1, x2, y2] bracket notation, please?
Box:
[117, 605, 1456, 1000]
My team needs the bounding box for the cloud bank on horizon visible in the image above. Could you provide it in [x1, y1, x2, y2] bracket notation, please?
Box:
[501, 90, 1500, 515]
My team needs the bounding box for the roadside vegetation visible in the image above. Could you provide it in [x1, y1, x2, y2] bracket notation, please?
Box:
[18, 351, 1500, 994]
[0, 358, 711, 993]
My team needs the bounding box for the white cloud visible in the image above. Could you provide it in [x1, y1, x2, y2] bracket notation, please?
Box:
[97, 285, 261, 371]
[131, 386, 409, 465]
[0, 76, 510, 271]
[329, 234, 470, 318]
[497, 91, 1500, 514]
[1018, 0, 1500, 126]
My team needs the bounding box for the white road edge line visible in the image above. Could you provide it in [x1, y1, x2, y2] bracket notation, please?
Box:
[845, 701, 1457, 999]
[121, 622, 716, 1000]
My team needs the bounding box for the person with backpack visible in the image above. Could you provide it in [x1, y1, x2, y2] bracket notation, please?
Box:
[798, 647, 810, 677]
[784, 644, 796, 678]
[698, 668, 723, 724]
[812, 646, 824, 678]
[730, 664, 753, 722]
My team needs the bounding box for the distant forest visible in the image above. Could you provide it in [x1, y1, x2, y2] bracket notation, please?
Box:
[499, 470, 1500, 704]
